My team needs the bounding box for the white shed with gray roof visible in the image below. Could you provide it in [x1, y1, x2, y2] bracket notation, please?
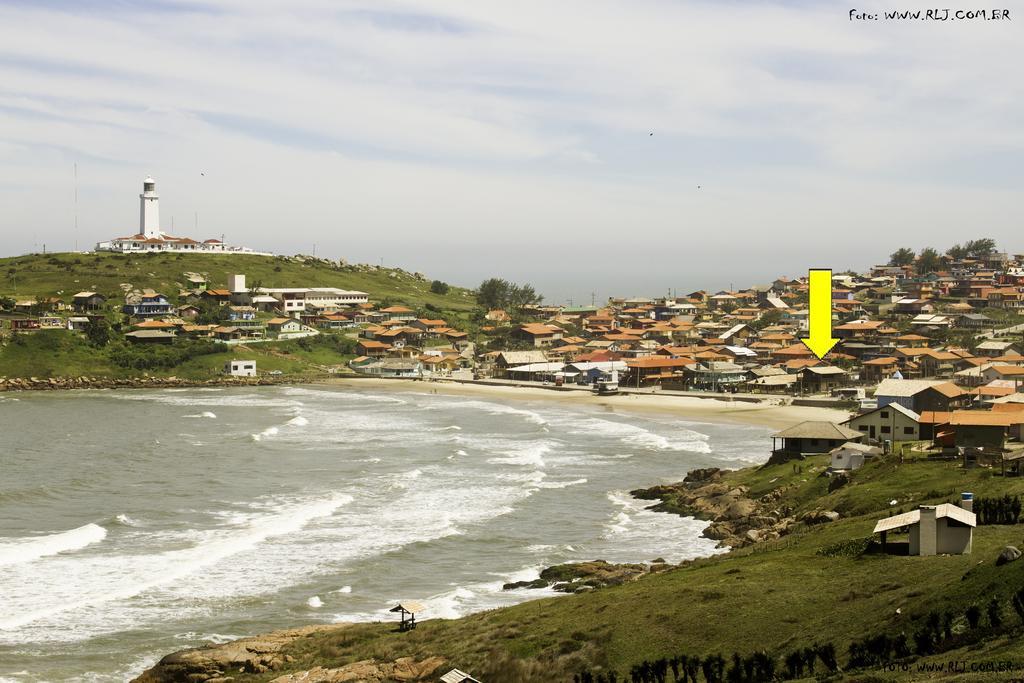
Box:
[873, 499, 976, 556]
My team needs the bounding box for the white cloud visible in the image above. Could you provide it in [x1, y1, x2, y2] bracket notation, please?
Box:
[0, 0, 1021, 301]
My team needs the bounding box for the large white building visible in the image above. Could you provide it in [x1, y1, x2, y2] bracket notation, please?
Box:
[227, 273, 368, 314]
[96, 177, 268, 255]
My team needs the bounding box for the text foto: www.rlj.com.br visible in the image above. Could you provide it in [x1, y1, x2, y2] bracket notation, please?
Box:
[850, 8, 1011, 20]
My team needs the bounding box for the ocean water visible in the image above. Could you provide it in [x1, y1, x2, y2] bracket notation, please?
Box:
[0, 386, 770, 681]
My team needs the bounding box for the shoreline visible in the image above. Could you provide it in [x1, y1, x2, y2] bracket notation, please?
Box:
[314, 376, 850, 431]
[9, 375, 848, 680]
[0, 372, 852, 430]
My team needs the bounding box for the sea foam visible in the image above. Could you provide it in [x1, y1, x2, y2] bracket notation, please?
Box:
[0, 523, 107, 568]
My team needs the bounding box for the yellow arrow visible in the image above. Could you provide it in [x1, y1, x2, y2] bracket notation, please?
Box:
[800, 268, 839, 360]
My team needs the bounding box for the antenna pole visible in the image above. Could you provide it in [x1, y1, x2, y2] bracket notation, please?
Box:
[73, 162, 78, 252]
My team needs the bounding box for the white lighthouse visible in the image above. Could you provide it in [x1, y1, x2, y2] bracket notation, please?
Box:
[140, 176, 161, 239]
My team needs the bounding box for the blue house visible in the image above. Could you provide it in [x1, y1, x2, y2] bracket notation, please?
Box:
[123, 291, 174, 318]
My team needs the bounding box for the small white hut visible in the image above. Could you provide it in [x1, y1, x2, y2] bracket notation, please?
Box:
[873, 493, 976, 556]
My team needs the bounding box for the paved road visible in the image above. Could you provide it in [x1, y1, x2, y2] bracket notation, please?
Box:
[981, 322, 1024, 339]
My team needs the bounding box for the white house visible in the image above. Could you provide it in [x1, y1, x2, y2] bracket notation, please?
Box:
[258, 286, 369, 313]
[225, 360, 257, 377]
[828, 441, 881, 472]
[843, 403, 922, 442]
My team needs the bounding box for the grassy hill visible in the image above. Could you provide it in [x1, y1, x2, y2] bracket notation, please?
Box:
[0, 251, 476, 312]
[141, 452, 1024, 682]
[0, 251, 480, 380]
[0, 329, 354, 380]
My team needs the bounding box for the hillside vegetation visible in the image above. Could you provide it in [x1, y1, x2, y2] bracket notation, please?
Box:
[140, 453, 1024, 682]
[0, 251, 475, 312]
[0, 251, 479, 379]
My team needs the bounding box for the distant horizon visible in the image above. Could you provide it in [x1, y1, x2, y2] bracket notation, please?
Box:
[1, 1, 1021, 305]
[2, 243, 1009, 309]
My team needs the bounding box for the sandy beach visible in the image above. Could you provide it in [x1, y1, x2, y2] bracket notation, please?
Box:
[319, 377, 850, 431]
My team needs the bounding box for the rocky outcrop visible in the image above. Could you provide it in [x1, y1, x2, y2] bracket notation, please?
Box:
[631, 468, 799, 549]
[269, 657, 446, 682]
[132, 625, 445, 683]
[133, 625, 348, 682]
[0, 375, 294, 392]
[997, 546, 1022, 566]
[503, 560, 658, 593]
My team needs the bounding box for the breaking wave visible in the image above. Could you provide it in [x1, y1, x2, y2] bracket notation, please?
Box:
[0, 524, 107, 568]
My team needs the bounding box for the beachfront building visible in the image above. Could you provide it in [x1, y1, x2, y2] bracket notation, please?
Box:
[96, 178, 269, 255]
[843, 403, 922, 442]
[770, 421, 864, 460]
[875, 379, 970, 413]
[224, 360, 257, 377]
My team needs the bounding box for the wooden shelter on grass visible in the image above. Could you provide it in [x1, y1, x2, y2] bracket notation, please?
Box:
[872, 495, 976, 556]
[440, 669, 483, 683]
[390, 600, 424, 631]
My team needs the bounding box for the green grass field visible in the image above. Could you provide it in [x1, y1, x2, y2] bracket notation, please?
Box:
[0, 329, 355, 379]
[168, 454, 1024, 682]
[0, 251, 476, 313]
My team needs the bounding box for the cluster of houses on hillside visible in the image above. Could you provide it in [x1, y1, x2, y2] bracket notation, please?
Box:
[1, 272, 371, 346]
[468, 254, 1024, 400]
[0, 268, 486, 379]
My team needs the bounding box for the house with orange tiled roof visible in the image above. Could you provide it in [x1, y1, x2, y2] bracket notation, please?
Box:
[356, 339, 391, 357]
[772, 343, 816, 361]
[380, 306, 417, 321]
[981, 365, 1024, 389]
[862, 356, 900, 383]
[513, 323, 566, 348]
[624, 356, 695, 386]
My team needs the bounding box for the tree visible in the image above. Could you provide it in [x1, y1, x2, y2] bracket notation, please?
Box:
[84, 318, 111, 347]
[475, 278, 543, 311]
[965, 238, 997, 258]
[916, 247, 942, 274]
[988, 598, 1003, 628]
[946, 243, 969, 260]
[889, 248, 915, 266]
[476, 278, 510, 309]
[966, 604, 982, 629]
[430, 280, 450, 295]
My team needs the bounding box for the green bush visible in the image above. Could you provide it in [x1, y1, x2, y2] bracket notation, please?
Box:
[108, 339, 220, 370]
[816, 537, 873, 558]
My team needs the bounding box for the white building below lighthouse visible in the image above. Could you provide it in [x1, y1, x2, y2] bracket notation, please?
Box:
[96, 177, 269, 255]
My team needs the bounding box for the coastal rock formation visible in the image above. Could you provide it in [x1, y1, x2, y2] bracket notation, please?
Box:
[132, 625, 350, 682]
[269, 657, 446, 682]
[631, 468, 797, 549]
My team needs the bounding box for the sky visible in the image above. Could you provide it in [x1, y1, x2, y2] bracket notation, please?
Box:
[0, 0, 1021, 304]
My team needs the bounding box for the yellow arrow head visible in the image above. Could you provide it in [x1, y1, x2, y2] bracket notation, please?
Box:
[801, 335, 840, 360]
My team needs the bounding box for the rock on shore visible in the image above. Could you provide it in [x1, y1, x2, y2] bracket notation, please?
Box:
[131, 624, 445, 682]
[503, 559, 669, 594]
[631, 467, 838, 549]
